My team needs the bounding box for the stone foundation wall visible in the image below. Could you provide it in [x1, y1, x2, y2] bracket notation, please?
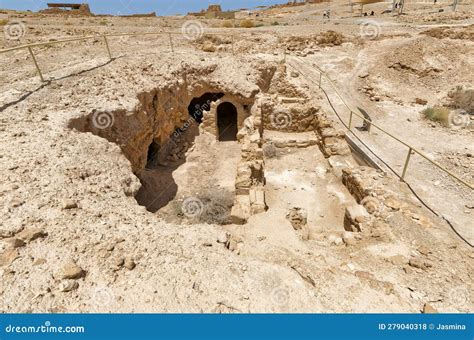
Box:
[261, 97, 319, 132]
[231, 99, 267, 224]
[200, 94, 252, 139]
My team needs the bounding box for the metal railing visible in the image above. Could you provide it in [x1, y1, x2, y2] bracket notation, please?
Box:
[288, 56, 473, 191]
[0, 31, 472, 192]
[0, 31, 190, 81]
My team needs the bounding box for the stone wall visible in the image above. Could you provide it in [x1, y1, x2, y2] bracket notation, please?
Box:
[231, 99, 267, 224]
[200, 94, 253, 139]
[261, 98, 319, 132]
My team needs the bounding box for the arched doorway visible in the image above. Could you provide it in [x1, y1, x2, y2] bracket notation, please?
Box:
[217, 102, 238, 141]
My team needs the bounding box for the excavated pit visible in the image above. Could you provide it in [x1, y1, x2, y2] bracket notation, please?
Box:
[68, 84, 258, 225]
[66, 61, 359, 231]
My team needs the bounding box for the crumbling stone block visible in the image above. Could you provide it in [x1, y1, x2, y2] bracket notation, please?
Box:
[286, 207, 308, 230]
[344, 204, 369, 232]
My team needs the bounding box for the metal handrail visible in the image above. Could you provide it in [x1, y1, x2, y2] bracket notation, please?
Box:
[290, 56, 473, 190]
[0, 31, 184, 54]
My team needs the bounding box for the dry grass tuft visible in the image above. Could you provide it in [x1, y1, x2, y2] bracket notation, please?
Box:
[421, 106, 451, 126]
[221, 20, 234, 28]
[239, 19, 255, 28]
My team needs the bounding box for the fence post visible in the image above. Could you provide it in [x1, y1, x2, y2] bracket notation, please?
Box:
[103, 36, 112, 60]
[27, 46, 44, 82]
[168, 33, 174, 53]
[348, 111, 353, 130]
[401, 147, 412, 181]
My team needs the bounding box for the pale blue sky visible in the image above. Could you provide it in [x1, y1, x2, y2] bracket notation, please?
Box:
[0, 0, 290, 15]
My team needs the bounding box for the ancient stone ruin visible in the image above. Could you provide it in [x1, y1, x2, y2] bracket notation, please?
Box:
[40, 3, 93, 16]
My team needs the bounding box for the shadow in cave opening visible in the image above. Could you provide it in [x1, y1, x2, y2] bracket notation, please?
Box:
[188, 92, 224, 123]
[135, 92, 226, 213]
[217, 102, 238, 142]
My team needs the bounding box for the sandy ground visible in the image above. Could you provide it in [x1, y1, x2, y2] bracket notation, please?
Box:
[0, 1, 473, 313]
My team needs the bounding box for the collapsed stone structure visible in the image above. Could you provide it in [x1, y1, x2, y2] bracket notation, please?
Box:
[40, 3, 93, 16]
[188, 5, 236, 19]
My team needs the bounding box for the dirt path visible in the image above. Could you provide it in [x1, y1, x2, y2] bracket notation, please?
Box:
[288, 53, 473, 244]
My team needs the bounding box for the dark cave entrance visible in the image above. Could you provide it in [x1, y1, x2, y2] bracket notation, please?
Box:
[146, 140, 161, 168]
[187, 92, 224, 123]
[217, 102, 238, 142]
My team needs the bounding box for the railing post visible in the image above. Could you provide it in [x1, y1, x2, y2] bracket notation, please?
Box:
[103, 36, 112, 60]
[27, 46, 44, 82]
[401, 147, 412, 181]
[168, 33, 174, 53]
[348, 111, 353, 130]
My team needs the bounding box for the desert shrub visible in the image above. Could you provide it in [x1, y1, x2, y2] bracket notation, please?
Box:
[0, 19, 8, 26]
[316, 30, 345, 46]
[98, 20, 108, 26]
[239, 19, 255, 28]
[271, 21, 280, 26]
[176, 189, 233, 225]
[197, 189, 233, 225]
[421, 106, 451, 125]
[196, 34, 231, 45]
[221, 20, 234, 28]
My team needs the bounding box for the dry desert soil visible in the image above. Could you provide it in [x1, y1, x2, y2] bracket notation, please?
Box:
[0, 1, 473, 313]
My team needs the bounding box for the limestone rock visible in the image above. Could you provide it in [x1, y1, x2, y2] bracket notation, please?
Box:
[422, 303, 438, 313]
[361, 196, 380, 215]
[342, 231, 356, 246]
[62, 199, 78, 210]
[226, 236, 243, 254]
[2, 237, 26, 249]
[124, 258, 136, 270]
[370, 220, 393, 241]
[56, 262, 85, 280]
[408, 257, 432, 271]
[344, 204, 369, 232]
[286, 207, 308, 230]
[328, 234, 343, 246]
[16, 228, 47, 242]
[384, 197, 401, 211]
[249, 188, 267, 214]
[217, 232, 230, 244]
[301, 224, 310, 241]
[0, 249, 19, 267]
[415, 98, 428, 105]
[10, 197, 25, 208]
[58, 280, 79, 292]
[202, 42, 216, 53]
